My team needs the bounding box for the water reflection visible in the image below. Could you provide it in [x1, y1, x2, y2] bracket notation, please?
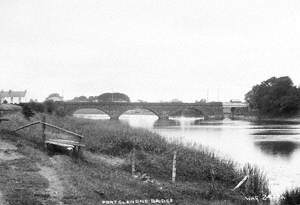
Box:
[252, 130, 300, 135]
[250, 126, 300, 130]
[251, 120, 300, 125]
[152, 118, 227, 128]
[255, 141, 299, 158]
[192, 119, 225, 126]
[153, 119, 180, 127]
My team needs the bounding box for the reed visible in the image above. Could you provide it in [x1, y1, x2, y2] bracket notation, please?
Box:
[279, 188, 300, 205]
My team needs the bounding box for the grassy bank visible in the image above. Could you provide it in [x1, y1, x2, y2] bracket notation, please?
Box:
[279, 188, 300, 205]
[1, 113, 270, 204]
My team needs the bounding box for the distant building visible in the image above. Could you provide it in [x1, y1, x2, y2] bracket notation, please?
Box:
[222, 101, 248, 115]
[0, 90, 27, 104]
[229, 99, 242, 103]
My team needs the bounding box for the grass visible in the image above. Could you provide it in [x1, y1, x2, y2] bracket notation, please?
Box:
[279, 188, 300, 205]
[0, 112, 271, 204]
[239, 164, 270, 200]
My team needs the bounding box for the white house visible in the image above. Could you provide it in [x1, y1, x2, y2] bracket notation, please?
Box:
[0, 90, 27, 104]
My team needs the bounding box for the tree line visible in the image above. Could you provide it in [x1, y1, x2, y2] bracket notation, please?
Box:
[70, 92, 130, 103]
[245, 76, 300, 117]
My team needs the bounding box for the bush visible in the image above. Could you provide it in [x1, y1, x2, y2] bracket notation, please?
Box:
[22, 104, 35, 119]
[55, 106, 66, 117]
[28, 102, 45, 113]
[44, 100, 56, 114]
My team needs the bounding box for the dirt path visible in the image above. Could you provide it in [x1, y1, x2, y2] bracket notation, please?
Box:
[0, 138, 65, 205]
[0, 141, 23, 205]
[38, 160, 64, 204]
[0, 191, 8, 205]
[0, 141, 23, 162]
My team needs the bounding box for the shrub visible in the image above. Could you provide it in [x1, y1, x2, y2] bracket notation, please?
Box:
[28, 102, 45, 113]
[55, 106, 66, 117]
[44, 100, 56, 114]
[22, 104, 35, 119]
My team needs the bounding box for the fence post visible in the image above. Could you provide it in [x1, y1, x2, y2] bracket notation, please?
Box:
[42, 115, 46, 149]
[131, 147, 136, 176]
[210, 168, 215, 190]
[172, 150, 177, 183]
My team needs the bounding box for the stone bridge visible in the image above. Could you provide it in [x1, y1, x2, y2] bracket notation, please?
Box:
[55, 102, 224, 120]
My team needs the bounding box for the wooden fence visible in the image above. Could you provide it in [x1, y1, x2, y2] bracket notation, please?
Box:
[130, 148, 248, 190]
[14, 116, 84, 154]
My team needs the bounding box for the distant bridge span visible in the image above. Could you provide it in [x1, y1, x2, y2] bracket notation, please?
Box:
[55, 102, 224, 120]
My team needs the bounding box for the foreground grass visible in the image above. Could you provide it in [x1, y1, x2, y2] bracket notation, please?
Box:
[1, 113, 270, 204]
[279, 188, 300, 205]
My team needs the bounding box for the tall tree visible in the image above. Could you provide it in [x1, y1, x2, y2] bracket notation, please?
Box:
[72, 96, 88, 102]
[97, 93, 130, 102]
[245, 76, 300, 117]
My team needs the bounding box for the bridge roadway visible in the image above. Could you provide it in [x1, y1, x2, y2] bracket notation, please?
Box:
[55, 101, 225, 120]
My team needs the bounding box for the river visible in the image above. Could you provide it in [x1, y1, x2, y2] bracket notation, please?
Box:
[75, 113, 300, 198]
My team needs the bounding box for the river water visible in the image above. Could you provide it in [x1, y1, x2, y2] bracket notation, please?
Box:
[75, 113, 300, 197]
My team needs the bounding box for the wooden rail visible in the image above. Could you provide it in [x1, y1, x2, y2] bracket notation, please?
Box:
[40, 122, 84, 139]
[14, 121, 41, 131]
[14, 121, 84, 138]
[13, 117, 84, 157]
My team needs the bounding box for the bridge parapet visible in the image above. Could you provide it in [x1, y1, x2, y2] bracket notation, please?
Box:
[55, 101, 224, 120]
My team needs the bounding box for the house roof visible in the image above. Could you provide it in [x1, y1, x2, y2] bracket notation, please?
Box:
[0, 90, 27, 98]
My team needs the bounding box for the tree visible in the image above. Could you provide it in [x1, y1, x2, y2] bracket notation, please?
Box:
[45, 93, 63, 101]
[245, 76, 300, 117]
[71, 96, 88, 102]
[88, 96, 97, 102]
[195, 99, 207, 103]
[97, 93, 130, 102]
[47, 93, 61, 98]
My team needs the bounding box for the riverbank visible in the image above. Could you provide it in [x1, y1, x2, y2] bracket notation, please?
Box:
[229, 114, 300, 123]
[0, 113, 270, 204]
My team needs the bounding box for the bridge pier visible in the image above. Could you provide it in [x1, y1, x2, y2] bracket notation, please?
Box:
[158, 116, 169, 120]
[157, 111, 170, 120]
[109, 113, 121, 120]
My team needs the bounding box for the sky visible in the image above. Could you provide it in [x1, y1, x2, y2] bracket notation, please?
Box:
[1, 0, 300, 102]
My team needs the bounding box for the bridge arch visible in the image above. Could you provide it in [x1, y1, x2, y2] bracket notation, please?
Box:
[72, 108, 111, 119]
[118, 107, 160, 119]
